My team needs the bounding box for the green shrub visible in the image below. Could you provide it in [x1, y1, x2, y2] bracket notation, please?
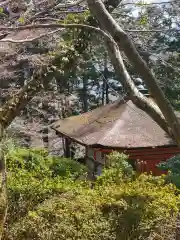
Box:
[6, 146, 87, 178]
[4, 174, 179, 240]
[3, 151, 180, 240]
[5, 145, 87, 225]
[49, 156, 87, 178]
[96, 152, 134, 186]
[158, 154, 180, 188]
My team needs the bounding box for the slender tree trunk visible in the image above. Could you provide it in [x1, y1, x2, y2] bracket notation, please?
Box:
[102, 54, 109, 105]
[82, 75, 88, 112]
[88, 0, 180, 145]
[104, 54, 109, 104]
[102, 79, 105, 105]
[105, 81, 109, 104]
[0, 127, 7, 240]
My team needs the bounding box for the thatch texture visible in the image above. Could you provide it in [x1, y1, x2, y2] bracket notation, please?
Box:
[52, 97, 179, 148]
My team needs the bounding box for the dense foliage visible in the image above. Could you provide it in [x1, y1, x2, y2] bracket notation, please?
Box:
[1, 2, 180, 238]
[3, 149, 180, 240]
[158, 154, 180, 188]
[4, 144, 87, 227]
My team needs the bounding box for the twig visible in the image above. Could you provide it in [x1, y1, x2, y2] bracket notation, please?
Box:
[55, 0, 85, 9]
[0, 29, 61, 43]
[120, 1, 178, 7]
[0, 0, 13, 7]
[0, 23, 179, 35]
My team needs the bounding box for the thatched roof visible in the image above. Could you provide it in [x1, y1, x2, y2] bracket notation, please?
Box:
[52, 97, 179, 148]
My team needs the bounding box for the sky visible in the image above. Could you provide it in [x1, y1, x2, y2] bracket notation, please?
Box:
[127, 0, 170, 3]
[127, 0, 171, 17]
[123, 0, 171, 9]
[144, 0, 169, 1]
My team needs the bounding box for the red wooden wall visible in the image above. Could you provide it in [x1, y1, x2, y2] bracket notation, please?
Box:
[93, 147, 180, 176]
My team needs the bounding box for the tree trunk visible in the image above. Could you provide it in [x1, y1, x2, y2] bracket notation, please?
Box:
[41, 127, 49, 149]
[102, 78, 105, 105]
[105, 82, 109, 104]
[0, 67, 55, 237]
[105, 34, 171, 135]
[87, 0, 180, 145]
[0, 127, 7, 240]
[0, 69, 55, 129]
[104, 54, 109, 104]
[82, 75, 88, 112]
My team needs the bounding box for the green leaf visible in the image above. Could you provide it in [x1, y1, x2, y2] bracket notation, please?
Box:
[66, 13, 76, 21]
[18, 16, 25, 24]
[139, 15, 148, 25]
[136, 0, 147, 6]
[0, 8, 3, 13]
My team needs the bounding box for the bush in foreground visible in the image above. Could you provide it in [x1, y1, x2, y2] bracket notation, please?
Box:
[3, 150, 180, 240]
[5, 145, 87, 226]
[158, 154, 180, 188]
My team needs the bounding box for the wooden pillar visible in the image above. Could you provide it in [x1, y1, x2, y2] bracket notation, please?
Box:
[55, 132, 70, 158]
[42, 127, 49, 149]
[64, 137, 70, 158]
[70, 144, 76, 159]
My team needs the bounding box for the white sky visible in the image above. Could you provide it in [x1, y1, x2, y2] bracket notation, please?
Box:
[127, 0, 170, 3]
[145, 0, 169, 1]
[127, 0, 171, 17]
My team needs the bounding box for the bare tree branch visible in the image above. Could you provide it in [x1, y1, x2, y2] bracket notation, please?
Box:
[55, 0, 85, 9]
[125, 29, 179, 33]
[0, 0, 123, 236]
[87, 0, 180, 145]
[0, 0, 13, 7]
[0, 22, 178, 44]
[0, 29, 61, 43]
[120, 1, 178, 7]
[0, 23, 101, 32]
[103, 28, 170, 135]
[0, 20, 170, 136]
[0, 64, 55, 239]
[0, 66, 54, 128]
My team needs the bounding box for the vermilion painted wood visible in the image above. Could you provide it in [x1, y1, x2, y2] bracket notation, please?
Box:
[129, 154, 175, 160]
[92, 147, 180, 176]
[97, 147, 180, 154]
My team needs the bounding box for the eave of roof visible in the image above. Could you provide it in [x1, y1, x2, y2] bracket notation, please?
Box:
[51, 98, 179, 148]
